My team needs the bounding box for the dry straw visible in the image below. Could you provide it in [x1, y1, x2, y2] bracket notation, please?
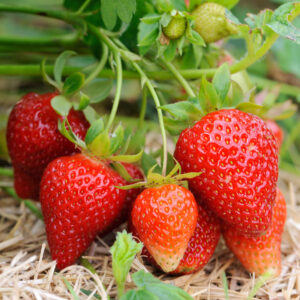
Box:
[0, 169, 300, 299]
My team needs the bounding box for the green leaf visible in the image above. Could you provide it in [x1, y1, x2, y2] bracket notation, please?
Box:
[58, 119, 86, 149]
[83, 106, 100, 124]
[209, 0, 239, 9]
[132, 271, 194, 300]
[83, 78, 113, 103]
[112, 162, 133, 181]
[186, 23, 206, 46]
[212, 63, 231, 105]
[163, 41, 177, 61]
[109, 150, 143, 163]
[138, 21, 159, 53]
[121, 289, 159, 300]
[202, 77, 221, 110]
[73, 92, 90, 111]
[182, 44, 203, 69]
[230, 81, 244, 107]
[63, 72, 85, 96]
[85, 118, 105, 145]
[54, 50, 76, 89]
[266, 2, 300, 44]
[141, 14, 161, 24]
[101, 0, 117, 30]
[87, 130, 111, 157]
[163, 117, 189, 136]
[160, 98, 203, 121]
[110, 124, 124, 153]
[236, 102, 264, 116]
[141, 152, 161, 175]
[171, 0, 186, 10]
[51, 95, 72, 117]
[116, 0, 136, 24]
[111, 231, 143, 299]
[61, 276, 80, 300]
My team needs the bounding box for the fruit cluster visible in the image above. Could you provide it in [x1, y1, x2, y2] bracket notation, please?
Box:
[7, 92, 286, 277]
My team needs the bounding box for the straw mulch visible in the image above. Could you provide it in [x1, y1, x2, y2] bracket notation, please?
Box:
[1, 169, 300, 300]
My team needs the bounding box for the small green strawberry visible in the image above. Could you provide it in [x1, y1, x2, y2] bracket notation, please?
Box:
[162, 16, 187, 40]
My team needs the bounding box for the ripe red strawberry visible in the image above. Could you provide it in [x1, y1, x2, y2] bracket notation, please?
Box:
[223, 188, 286, 276]
[7, 92, 89, 200]
[131, 184, 198, 273]
[129, 202, 221, 274]
[40, 153, 127, 269]
[265, 120, 283, 150]
[174, 109, 278, 236]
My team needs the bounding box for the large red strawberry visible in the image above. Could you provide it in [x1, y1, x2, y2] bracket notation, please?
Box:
[223, 188, 286, 276]
[6, 92, 89, 200]
[131, 184, 198, 273]
[174, 109, 278, 236]
[265, 119, 283, 150]
[40, 153, 127, 269]
[129, 202, 221, 274]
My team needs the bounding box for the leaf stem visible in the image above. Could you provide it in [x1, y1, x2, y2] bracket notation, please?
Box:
[2, 187, 43, 220]
[84, 42, 109, 86]
[75, 0, 92, 15]
[106, 51, 123, 131]
[138, 86, 148, 128]
[0, 33, 80, 48]
[160, 58, 196, 98]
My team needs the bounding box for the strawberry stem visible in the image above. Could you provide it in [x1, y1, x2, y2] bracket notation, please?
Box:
[160, 57, 196, 98]
[138, 86, 148, 128]
[84, 42, 109, 87]
[107, 50, 123, 131]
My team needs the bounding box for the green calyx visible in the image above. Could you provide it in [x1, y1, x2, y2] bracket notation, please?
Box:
[161, 63, 296, 135]
[58, 117, 143, 166]
[117, 160, 201, 190]
[162, 14, 187, 40]
[192, 2, 237, 43]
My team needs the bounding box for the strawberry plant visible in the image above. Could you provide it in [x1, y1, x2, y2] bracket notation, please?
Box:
[0, 0, 300, 299]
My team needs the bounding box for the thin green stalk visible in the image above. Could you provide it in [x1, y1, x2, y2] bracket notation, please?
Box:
[221, 272, 229, 300]
[138, 86, 148, 128]
[0, 33, 80, 48]
[2, 187, 43, 220]
[106, 50, 123, 131]
[133, 62, 168, 176]
[75, 0, 92, 15]
[161, 58, 196, 98]
[84, 42, 108, 86]
[0, 167, 13, 177]
[0, 4, 84, 28]
[247, 271, 274, 300]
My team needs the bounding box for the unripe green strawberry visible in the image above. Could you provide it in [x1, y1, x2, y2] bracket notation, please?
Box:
[192, 2, 237, 43]
[162, 16, 187, 40]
